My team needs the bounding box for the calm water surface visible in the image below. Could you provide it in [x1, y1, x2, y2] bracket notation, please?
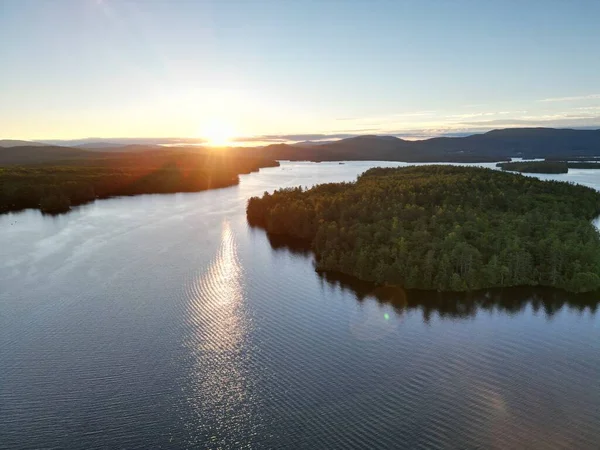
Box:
[1, 161, 600, 449]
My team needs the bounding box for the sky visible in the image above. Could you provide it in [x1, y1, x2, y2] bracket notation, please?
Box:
[1, 0, 600, 144]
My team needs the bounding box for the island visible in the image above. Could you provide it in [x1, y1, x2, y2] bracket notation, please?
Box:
[247, 165, 600, 293]
[0, 149, 278, 214]
[497, 161, 569, 173]
[567, 162, 600, 169]
[498, 160, 600, 174]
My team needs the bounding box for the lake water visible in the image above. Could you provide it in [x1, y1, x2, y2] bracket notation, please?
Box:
[2, 161, 600, 449]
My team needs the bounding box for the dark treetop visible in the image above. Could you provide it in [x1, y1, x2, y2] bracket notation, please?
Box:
[247, 165, 600, 293]
[497, 161, 569, 174]
[498, 160, 600, 174]
[0, 149, 278, 214]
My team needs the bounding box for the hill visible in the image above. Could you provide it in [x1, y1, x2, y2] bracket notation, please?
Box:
[0, 144, 208, 165]
[3, 127, 600, 163]
[253, 128, 600, 162]
[74, 143, 164, 152]
[0, 140, 50, 148]
[0, 145, 92, 164]
[74, 142, 123, 149]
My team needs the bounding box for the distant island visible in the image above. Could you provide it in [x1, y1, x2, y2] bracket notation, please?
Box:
[247, 166, 600, 293]
[497, 161, 569, 173]
[498, 160, 600, 174]
[0, 149, 278, 214]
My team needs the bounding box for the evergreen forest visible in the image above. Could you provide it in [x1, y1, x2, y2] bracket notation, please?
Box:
[247, 165, 600, 292]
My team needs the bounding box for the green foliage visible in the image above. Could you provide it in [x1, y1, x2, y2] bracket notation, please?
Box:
[499, 161, 600, 173]
[0, 152, 278, 214]
[40, 193, 71, 214]
[497, 161, 568, 173]
[567, 162, 600, 169]
[247, 165, 600, 292]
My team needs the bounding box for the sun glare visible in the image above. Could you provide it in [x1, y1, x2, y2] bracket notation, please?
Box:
[201, 119, 236, 147]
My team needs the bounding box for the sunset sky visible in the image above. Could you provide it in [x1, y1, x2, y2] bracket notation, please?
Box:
[1, 0, 599, 144]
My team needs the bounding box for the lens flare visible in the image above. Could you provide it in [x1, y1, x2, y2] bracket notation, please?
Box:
[201, 119, 236, 147]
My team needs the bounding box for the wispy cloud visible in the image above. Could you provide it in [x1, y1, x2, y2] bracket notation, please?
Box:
[233, 133, 360, 143]
[336, 128, 382, 133]
[573, 106, 600, 112]
[538, 94, 600, 103]
[458, 116, 600, 127]
[446, 111, 526, 119]
[335, 111, 439, 124]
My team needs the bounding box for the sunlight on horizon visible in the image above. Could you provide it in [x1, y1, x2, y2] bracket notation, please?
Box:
[200, 119, 237, 147]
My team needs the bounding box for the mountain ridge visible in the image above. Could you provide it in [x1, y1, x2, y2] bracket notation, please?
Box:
[258, 128, 600, 162]
[2, 128, 600, 164]
[0, 139, 50, 148]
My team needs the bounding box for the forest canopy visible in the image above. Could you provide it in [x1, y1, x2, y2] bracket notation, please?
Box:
[247, 165, 600, 293]
[0, 151, 278, 214]
[497, 161, 568, 173]
[498, 160, 600, 174]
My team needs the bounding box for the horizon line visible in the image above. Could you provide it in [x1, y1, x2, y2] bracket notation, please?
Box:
[4, 125, 597, 147]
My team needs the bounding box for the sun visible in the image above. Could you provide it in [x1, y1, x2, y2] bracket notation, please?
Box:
[201, 119, 236, 147]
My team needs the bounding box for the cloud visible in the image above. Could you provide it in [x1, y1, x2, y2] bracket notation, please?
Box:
[390, 111, 439, 118]
[233, 133, 361, 143]
[336, 128, 382, 133]
[573, 106, 600, 112]
[538, 94, 600, 103]
[458, 116, 600, 127]
[335, 111, 439, 125]
[446, 111, 526, 120]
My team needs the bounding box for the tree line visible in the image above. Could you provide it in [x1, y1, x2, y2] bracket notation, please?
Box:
[497, 161, 568, 173]
[0, 151, 278, 214]
[248, 165, 600, 293]
[498, 160, 600, 174]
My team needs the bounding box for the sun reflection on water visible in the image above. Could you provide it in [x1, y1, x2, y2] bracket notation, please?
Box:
[190, 221, 244, 351]
[180, 220, 260, 447]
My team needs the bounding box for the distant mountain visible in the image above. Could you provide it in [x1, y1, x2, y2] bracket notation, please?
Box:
[40, 137, 204, 147]
[75, 142, 122, 149]
[0, 145, 91, 164]
[4, 128, 600, 165]
[318, 135, 409, 158]
[255, 128, 600, 162]
[0, 144, 203, 165]
[292, 140, 340, 147]
[0, 140, 50, 147]
[74, 143, 164, 152]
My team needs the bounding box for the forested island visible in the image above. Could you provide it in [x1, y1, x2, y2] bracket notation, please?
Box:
[247, 166, 600, 293]
[497, 161, 569, 173]
[567, 162, 600, 169]
[498, 160, 600, 174]
[0, 150, 278, 214]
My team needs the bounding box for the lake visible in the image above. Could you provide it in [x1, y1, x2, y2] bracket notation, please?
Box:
[1, 161, 600, 449]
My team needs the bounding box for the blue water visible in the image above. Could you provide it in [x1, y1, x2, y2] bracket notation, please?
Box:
[1, 161, 600, 449]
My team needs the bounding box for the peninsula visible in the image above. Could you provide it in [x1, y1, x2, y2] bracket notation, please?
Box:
[0, 148, 278, 214]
